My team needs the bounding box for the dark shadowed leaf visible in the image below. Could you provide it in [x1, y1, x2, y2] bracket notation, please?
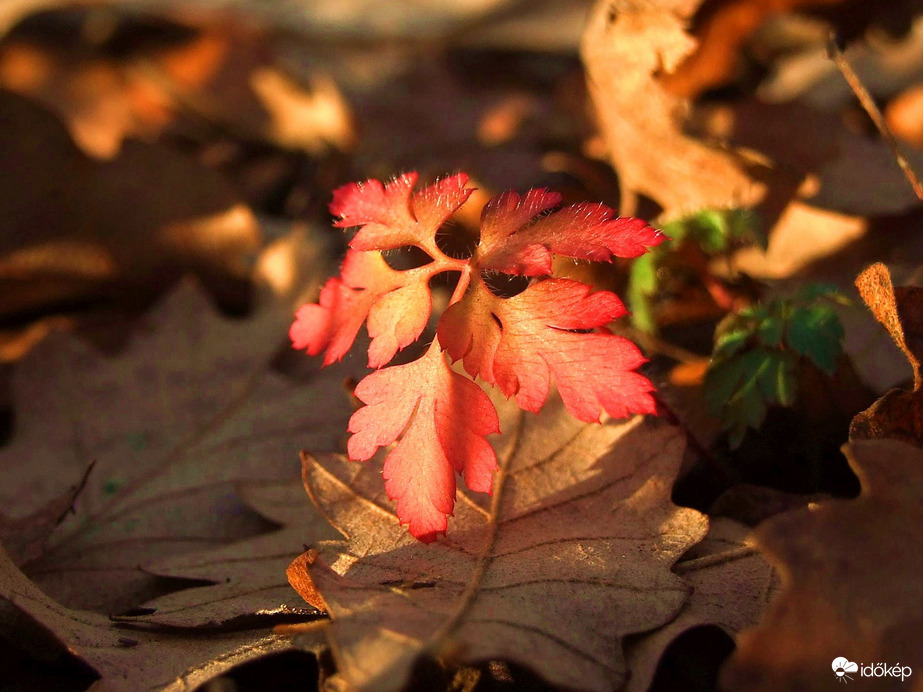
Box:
[722, 440, 923, 691]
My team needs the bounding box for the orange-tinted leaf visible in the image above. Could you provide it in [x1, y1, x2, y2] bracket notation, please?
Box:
[330, 172, 473, 253]
[347, 344, 499, 541]
[439, 278, 656, 421]
[289, 250, 433, 368]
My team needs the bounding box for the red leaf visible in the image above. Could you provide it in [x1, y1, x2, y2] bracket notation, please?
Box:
[476, 193, 665, 276]
[438, 278, 656, 422]
[347, 345, 500, 541]
[289, 250, 434, 368]
[330, 172, 473, 253]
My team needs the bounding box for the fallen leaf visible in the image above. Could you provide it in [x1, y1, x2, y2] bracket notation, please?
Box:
[721, 439, 923, 691]
[0, 462, 93, 566]
[115, 478, 340, 630]
[0, 260, 360, 613]
[728, 200, 866, 279]
[657, 0, 843, 100]
[887, 82, 923, 150]
[288, 397, 708, 692]
[850, 263, 923, 443]
[0, 541, 302, 692]
[624, 518, 778, 692]
[250, 68, 355, 153]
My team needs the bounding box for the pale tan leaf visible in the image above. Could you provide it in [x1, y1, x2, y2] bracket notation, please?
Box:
[289, 398, 708, 692]
[581, 0, 765, 216]
[721, 439, 923, 691]
[624, 518, 778, 692]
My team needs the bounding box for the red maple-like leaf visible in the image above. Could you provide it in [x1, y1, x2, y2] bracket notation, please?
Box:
[331, 172, 473, 255]
[439, 278, 656, 421]
[289, 249, 441, 368]
[475, 190, 664, 276]
[347, 344, 500, 542]
[292, 172, 663, 541]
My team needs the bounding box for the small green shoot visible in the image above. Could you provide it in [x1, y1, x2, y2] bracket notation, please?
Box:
[705, 285, 848, 448]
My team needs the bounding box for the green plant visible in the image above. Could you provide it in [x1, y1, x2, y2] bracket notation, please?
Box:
[705, 285, 848, 447]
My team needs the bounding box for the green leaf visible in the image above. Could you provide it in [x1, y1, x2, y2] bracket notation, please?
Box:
[628, 252, 659, 333]
[705, 349, 798, 448]
[787, 304, 844, 375]
[756, 315, 783, 348]
[662, 208, 763, 254]
[795, 283, 848, 305]
[714, 328, 751, 359]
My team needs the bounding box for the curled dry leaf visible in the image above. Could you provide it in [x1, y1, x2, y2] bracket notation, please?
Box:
[581, 0, 764, 216]
[850, 263, 923, 444]
[287, 397, 708, 692]
[721, 439, 923, 691]
[0, 542, 298, 692]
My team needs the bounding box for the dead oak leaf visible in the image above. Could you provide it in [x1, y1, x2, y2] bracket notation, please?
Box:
[287, 398, 708, 692]
[624, 518, 778, 692]
[721, 439, 923, 691]
[0, 273, 360, 614]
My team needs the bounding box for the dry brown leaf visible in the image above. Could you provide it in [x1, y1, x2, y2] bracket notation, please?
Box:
[625, 518, 778, 692]
[287, 399, 708, 692]
[850, 263, 923, 443]
[721, 439, 923, 691]
[581, 0, 766, 216]
[887, 82, 923, 150]
[0, 271, 360, 614]
[0, 542, 300, 692]
[250, 68, 355, 154]
[113, 478, 340, 630]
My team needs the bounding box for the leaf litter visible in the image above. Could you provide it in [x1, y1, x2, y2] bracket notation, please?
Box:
[0, 224, 362, 617]
[3, 0, 923, 688]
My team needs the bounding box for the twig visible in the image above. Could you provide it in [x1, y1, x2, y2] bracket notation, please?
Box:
[827, 32, 923, 201]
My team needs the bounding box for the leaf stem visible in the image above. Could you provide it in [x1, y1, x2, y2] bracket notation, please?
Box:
[447, 265, 473, 307]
